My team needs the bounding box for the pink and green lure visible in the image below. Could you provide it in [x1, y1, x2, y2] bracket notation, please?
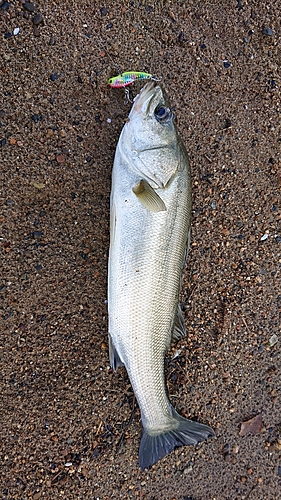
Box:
[108, 71, 153, 88]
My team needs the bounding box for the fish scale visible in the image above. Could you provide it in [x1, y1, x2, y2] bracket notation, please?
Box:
[108, 81, 215, 469]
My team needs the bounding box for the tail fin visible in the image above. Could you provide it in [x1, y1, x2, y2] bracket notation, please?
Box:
[139, 410, 215, 470]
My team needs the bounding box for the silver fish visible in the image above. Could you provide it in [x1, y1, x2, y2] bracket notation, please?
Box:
[108, 82, 214, 469]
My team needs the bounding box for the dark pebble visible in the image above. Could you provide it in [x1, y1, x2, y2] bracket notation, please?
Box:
[201, 43, 207, 49]
[1, 139, 7, 147]
[225, 118, 232, 128]
[262, 27, 273, 36]
[50, 73, 59, 81]
[80, 252, 87, 260]
[33, 13, 43, 25]
[24, 2, 35, 12]
[258, 345, 264, 353]
[77, 136, 83, 142]
[106, 23, 113, 29]
[278, 465, 281, 476]
[0, 110, 6, 117]
[100, 7, 107, 16]
[223, 61, 231, 68]
[31, 114, 39, 123]
[33, 26, 40, 37]
[178, 31, 184, 42]
[4, 32, 12, 39]
[86, 156, 93, 163]
[1, 1, 10, 10]
[275, 236, 281, 243]
[35, 264, 42, 271]
[49, 37, 55, 45]
[77, 76, 83, 84]
[33, 231, 43, 238]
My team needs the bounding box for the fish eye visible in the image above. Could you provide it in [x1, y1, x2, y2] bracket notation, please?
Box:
[154, 105, 172, 123]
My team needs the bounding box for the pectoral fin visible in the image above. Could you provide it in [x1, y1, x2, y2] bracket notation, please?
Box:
[132, 179, 166, 212]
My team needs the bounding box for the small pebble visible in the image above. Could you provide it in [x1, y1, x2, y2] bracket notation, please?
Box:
[100, 7, 107, 16]
[260, 233, 269, 241]
[178, 31, 184, 43]
[50, 73, 59, 81]
[4, 32, 12, 39]
[262, 27, 273, 36]
[13, 28, 20, 36]
[31, 114, 39, 123]
[33, 26, 40, 37]
[223, 60, 231, 69]
[56, 154, 65, 163]
[1, 1, 10, 10]
[33, 13, 43, 25]
[49, 37, 55, 45]
[268, 334, 278, 347]
[24, 2, 35, 12]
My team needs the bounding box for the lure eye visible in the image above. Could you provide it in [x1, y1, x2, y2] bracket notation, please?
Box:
[154, 105, 172, 123]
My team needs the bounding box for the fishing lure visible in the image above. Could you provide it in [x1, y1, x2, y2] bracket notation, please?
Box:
[108, 71, 154, 88]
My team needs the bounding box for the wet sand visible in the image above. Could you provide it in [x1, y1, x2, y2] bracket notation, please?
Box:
[1, 1, 280, 499]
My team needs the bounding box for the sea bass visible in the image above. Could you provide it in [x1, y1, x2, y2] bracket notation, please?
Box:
[108, 82, 214, 469]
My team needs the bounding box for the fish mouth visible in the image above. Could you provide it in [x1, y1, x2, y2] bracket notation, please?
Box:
[132, 81, 161, 116]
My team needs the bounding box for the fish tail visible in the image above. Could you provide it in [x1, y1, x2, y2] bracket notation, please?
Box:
[139, 409, 215, 470]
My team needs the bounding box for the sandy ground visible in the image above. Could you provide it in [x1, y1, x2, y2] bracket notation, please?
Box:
[1, 1, 281, 499]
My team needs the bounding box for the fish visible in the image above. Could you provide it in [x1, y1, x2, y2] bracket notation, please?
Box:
[108, 81, 215, 469]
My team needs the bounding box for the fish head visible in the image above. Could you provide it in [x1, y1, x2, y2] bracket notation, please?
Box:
[121, 82, 181, 188]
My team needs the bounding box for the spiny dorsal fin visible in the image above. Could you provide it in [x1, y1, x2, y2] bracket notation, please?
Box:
[132, 179, 166, 212]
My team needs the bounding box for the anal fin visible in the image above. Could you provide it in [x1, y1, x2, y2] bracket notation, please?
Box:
[172, 304, 186, 342]
[109, 334, 124, 371]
